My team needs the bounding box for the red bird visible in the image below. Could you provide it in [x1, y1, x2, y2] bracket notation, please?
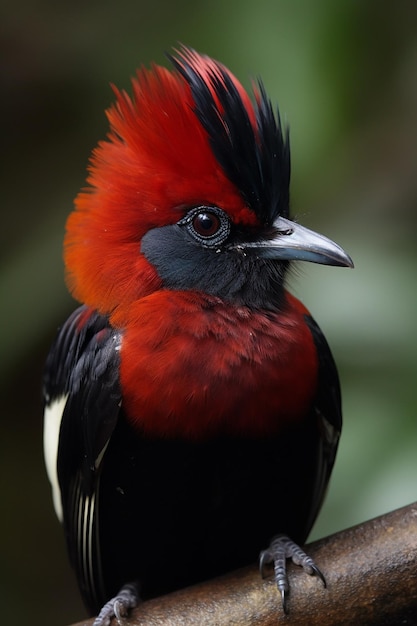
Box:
[43, 46, 353, 625]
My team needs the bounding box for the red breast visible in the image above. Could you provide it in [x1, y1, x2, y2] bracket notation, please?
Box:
[118, 290, 317, 439]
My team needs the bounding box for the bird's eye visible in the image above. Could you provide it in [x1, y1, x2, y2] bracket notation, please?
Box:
[178, 206, 231, 247]
[192, 212, 221, 237]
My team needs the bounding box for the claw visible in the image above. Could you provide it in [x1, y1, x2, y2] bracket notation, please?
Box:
[259, 548, 271, 579]
[114, 598, 128, 623]
[93, 582, 139, 626]
[258, 534, 325, 613]
[280, 587, 289, 615]
[311, 563, 327, 588]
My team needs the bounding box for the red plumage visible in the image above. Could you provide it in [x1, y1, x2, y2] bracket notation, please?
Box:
[65, 51, 256, 318]
[43, 46, 352, 625]
[120, 291, 317, 439]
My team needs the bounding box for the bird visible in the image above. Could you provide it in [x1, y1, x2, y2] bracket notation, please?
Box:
[43, 45, 353, 625]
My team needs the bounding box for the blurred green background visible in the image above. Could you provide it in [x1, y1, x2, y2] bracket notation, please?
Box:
[1, 1, 416, 624]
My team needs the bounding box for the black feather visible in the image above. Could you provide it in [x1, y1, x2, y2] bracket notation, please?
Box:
[43, 306, 122, 612]
[169, 48, 291, 224]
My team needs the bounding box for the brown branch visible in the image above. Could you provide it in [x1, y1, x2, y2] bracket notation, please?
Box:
[72, 501, 417, 626]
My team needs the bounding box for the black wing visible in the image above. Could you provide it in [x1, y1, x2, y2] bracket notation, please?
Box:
[303, 314, 342, 535]
[43, 305, 122, 611]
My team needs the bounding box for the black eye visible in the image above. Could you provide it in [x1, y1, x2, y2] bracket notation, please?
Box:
[192, 212, 221, 237]
[178, 206, 231, 247]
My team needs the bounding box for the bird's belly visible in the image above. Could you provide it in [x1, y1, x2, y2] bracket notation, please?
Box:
[98, 412, 320, 602]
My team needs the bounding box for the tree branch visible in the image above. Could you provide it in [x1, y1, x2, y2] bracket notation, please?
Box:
[72, 501, 417, 626]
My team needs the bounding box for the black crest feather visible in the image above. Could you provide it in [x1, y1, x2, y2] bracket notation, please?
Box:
[168, 46, 291, 224]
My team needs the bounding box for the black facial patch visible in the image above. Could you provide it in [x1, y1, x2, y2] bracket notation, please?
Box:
[169, 49, 291, 225]
[141, 222, 287, 310]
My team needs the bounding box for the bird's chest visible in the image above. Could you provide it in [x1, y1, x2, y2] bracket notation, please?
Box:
[118, 293, 318, 439]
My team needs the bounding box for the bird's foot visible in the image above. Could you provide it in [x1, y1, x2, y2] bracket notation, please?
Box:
[93, 582, 140, 626]
[259, 534, 325, 613]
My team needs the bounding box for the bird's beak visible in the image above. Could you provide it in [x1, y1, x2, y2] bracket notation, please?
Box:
[240, 216, 353, 268]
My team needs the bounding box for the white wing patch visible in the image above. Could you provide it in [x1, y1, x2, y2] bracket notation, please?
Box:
[43, 395, 68, 522]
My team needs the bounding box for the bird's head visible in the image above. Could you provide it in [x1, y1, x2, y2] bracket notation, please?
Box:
[65, 46, 352, 320]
